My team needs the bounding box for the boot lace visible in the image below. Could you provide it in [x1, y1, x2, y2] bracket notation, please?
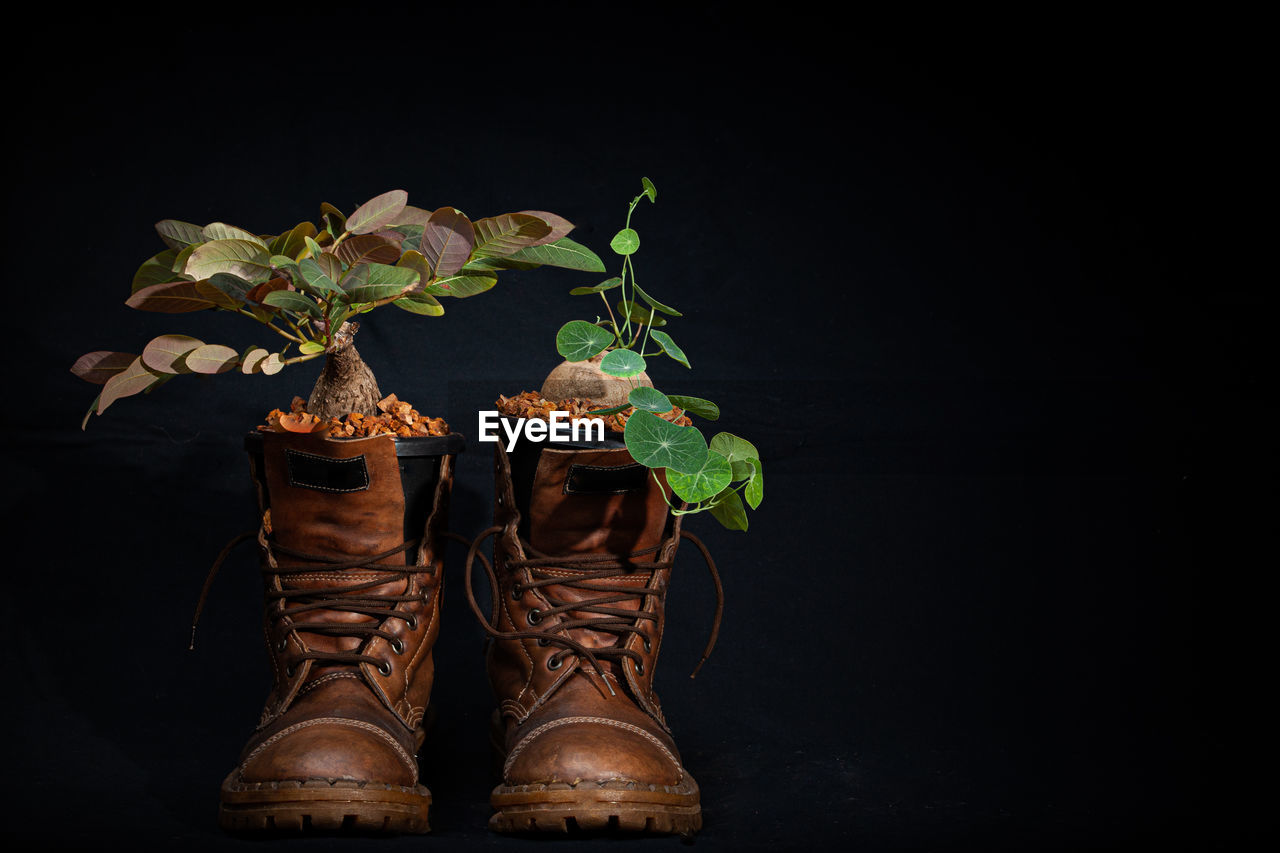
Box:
[190, 531, 431, 674]
[462, 525, 724, 694]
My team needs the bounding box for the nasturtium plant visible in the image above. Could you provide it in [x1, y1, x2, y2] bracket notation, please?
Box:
[74, 190, 604, 427]
[554, 178, 764, 531]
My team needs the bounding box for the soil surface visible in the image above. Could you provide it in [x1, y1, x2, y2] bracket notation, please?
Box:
[495, 390, 691, 433]
[262, 394, 449, 438]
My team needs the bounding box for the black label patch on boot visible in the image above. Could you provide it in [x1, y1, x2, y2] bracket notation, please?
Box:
[564, 463, 648, 496]
[285, 449, 371, 493]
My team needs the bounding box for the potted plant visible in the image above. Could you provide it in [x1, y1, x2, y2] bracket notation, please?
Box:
[70, 189, 607, 835]
[471, 178, 762, 836]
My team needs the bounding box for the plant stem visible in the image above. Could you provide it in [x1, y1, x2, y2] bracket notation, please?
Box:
[237, 310, 305, 344]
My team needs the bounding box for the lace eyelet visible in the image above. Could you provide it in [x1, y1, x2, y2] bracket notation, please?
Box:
[406, 615, 419, 630]
[276, 638, 288, 653]
[527, 609, 542, 625]
[546, 656, 562, 670]
[390, 638, 405, 655]
[635, 661, 645, 676]
[378, 661, 393, 676]
[511, 585, 523, 601]
[537, 638, 550, 647]
[285, 664, 296, 678]
[642, 637, 652, 653]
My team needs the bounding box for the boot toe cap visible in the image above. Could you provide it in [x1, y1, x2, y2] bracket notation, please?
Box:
[238, 717, 418, 787]
[503, 718, 684, 787]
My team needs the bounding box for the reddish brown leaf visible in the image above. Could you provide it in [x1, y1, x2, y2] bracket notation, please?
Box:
[71, 351, 138, 385]
[142, 334, 204, 374]
[98, 357, 165, 413]
[518, 210, 574, 244]
[421, 208, 474, 277]
[245, 277, 291, 305]
[332, 234, 400, 269]
[125, 281, 216, 313]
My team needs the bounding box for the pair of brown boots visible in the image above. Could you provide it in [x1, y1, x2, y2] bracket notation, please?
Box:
[208, 426, 718, 836]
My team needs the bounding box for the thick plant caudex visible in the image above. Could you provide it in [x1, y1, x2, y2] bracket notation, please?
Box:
[73, 190, 604, 424]
[549, 178, 764, 531]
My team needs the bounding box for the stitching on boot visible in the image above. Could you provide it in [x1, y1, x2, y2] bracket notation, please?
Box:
[296, 671, 361, 697]
[503, 715, 684, 783]
[239, 716, 418, 782]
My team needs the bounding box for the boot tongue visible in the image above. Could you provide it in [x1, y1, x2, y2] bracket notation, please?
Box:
[526, 447, 671, 655]
[260, 432, 409, 657]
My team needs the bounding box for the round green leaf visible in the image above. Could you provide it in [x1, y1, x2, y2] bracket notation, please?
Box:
[649, 330, 688, 367]
[709, 487, 749, 531]
[260, 353, 285, 375]
[262, 290, 322, 317]
[600, 349, 647, 377]
[641, 176, 657, 203]
[667, 450, 732, 503]
[709, 432, 760, 464]
[667, 394, 718, 420]
[744, 458, 764, 509]
[623, 411, 708, 475]
[610, 228, 640, 255]
[628, 386, 672, 413]
[556, 320, 615, 362]
[569, 277, 623, 296]
[298, 341, 325, 355]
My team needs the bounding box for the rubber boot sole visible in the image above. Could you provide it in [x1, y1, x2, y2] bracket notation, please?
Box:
[489, 777, 701, 836]
[218, 773, 431, 834]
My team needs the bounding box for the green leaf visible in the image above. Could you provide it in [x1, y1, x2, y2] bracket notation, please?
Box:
[601, 349, 647, 377]
[569, 277, 623, 296]
[125, 281, 216, 313]
[422, 207, 474, 277]
[628, 386, 672, 412]
[71, 351, 138, 385]
[302, 235, 325, 261]
[202, 222, 269, 248]
[155, 220, 205, 249]
[431, 272, 498, 298]
[631, 281, 681, 316]
[463, 256, 541, 272]
[667, 394, 718, 420]
[345, 189, 408, 234]
[667, 450, 732, 503]
[295, 257, 342, 295]
[205, 272, 252, 302]
[585, 403, 630, 416]
[269, 221, 318, 259]
[618, 300, 666, 326]
[556, 320, 615, 361]
[141, 334, 204, 374]
[98, 357, 165, 414]
[744, 458, 764, 509]
[505, 236, 606, 271]
[298, 341, 325, 355]
[185, 344, 240, 374]
[393, 292, 445, 316]
[193, 279, 244, 310]
[623, 411, 708, 475]
[472, 213, 553, 257]
[610, 228, 640, 255]
[346, 263, 419, 301]
[262, 290, 322, 316]
[641, 176, 657, 203]
[709, 432, 760, 465]
[649, 330, 689, 367]
[516, 209, 575, 244]
[131, 249, 186, 293]
[260, 352, 285, 375]
[708, 487, 748, 531]
[184, 239, 273, 282]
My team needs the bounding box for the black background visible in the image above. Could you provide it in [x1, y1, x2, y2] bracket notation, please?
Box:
[3, 9, 1252, 851]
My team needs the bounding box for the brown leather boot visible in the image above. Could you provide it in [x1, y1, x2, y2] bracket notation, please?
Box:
[212, 429, 461, 833]
[464, 438, 721, 835]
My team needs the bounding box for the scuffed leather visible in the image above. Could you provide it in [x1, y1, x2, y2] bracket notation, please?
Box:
[231, 432, 452, 787]
[485, 443, 689, 787]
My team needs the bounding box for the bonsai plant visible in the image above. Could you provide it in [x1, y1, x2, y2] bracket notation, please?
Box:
[72, 189, 605, 428]
[499, 177, 763, 530]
